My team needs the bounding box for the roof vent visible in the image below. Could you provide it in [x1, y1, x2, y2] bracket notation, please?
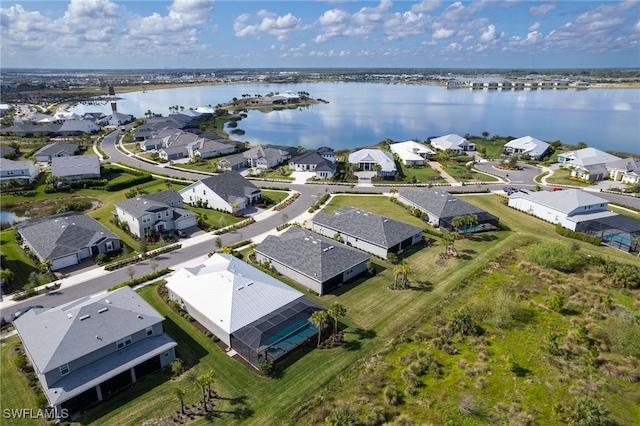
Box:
[137, 315, 143, 319]
[79, 314, 90, 321]
[98, 307, 108, 313]
[247, 282, 253, 286]
[237, 286, 244, 291]
[105, 299, 111, 304]
[66, 313, 73, 319]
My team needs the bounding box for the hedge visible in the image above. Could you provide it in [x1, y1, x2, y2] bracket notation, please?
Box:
[108, 268, 171, 291]
[555, 224, 602, 246]
[308, 193, 330, 213]
[273, 192, 299, 211]
[105, 174, 153, 191]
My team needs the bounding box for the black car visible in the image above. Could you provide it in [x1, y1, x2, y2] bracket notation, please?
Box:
[0, 317, 7, 329]
[175, 229, 186, 238]
[503, 186, 517, 195]
[10, 305, 44, 321]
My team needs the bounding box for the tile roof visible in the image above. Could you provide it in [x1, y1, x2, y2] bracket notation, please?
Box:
[313, 206, 423, 249]
[13, 286, 165, 374]
[255, 227, 370, 284]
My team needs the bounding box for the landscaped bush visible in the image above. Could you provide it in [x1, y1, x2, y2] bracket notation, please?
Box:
[524, 242, 586, 273]
[108, 268, 170, 291]
[555, 224, 602, 246]
[308, 193, 330, 213]
[105, 173, 153, 191]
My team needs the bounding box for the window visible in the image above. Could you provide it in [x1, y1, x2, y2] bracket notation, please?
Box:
[157, 213, 162, 219]
[146, 326, 153, 336]
[116, 335, 132, 349]
[60, 363, 70, 376]
[106, 241, 113, 251]
[165, 211, 170, 217]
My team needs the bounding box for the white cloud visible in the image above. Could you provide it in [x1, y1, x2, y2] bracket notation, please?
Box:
[383, 11, 430, 41]
[433, 27, 455, 39]
[445, 42, 462, 51]
[313, 0, 393, 42]
[479, 24, 498, 42]
[411, 1, 441, 13]
[463, 34, 474, 42]
[234, 10, 303, 41]
[528, 22, 541, 32]
[529, 3, 556, 16]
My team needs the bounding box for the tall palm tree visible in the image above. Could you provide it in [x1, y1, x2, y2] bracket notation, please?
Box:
[173, 387, 186, 415]
[204, 369, 215, 399]
[465, 214, 479, 235]
[451, 217, 464, 234]
[327, 303, 346, 345]
[194, 375, 208, 412]
[310, 310, 329, 348]
[399, 259, 411, 289]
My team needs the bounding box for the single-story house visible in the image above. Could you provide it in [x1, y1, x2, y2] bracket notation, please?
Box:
[430, 134, 475, 154]
[288, 150, 337, 179]
[0, 145, 17, 158]
[57, 120, 101, 135]
[312, 206, 423, 258]
[504, 136, 550, 159]
[348, 149, 397, 177]
[577, 214, 640, 253]
[51, 154, 101, 181]
[179, 171, 262, 213]
[397, 188, 500, 233]
[13, 286, 177, 419]
[557, 148, 620, 167]
[158, 145, 187, 161]
[82, 112, 108, 123]
[255, 227, 371, 295]
[219, 145, 297, 171]
[605, 157, 640, 185]
[389, 141, 435, 166]
[16, 211, 121, 271]
[166, 254, 323, 368]
[106, 112, 134, 126]
[0, 123, 62, 137]
[34, 142, 78, 162]
[508, 189, 617, 231]
[0, 158, 40, 182]
[114, 190, 197, 238]
[186, 138, 237, 159]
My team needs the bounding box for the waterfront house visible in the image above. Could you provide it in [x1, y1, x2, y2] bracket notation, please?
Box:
[288, 148, 337, 179]
[179, 171, 262, 213]
[429, 134, 475, 155]
[504, 136, 551, 160]
[348, 148, 396, 177]
[389, 140, 435, 165]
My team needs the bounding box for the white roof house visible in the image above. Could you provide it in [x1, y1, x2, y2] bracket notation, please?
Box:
[166, 254, 304, 345]
[348, 148, 397, 176]
[389, 141, 435, 166]
[508, 189, 616, 231]
[430, 134, 475, 154]
[557, 148, 620, 167]
[504, 136, 550, 159]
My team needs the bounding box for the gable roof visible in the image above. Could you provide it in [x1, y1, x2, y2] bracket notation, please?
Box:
[51, 154, 100, 177]
[508, 189, 609, 215]
[58, 120, 100, 133]
[197, 171, 261, 200]
[142, 190, 184, 206]
[606, 157, 640, 173]
[348, 149, 396, 173]
[389, 140, 435, 161]
[0, 146, 17, 157]
[255, 227, 370, 284]
[504, 136, 550, 156]
[313, 206, 422, 249]
[16, 211, 119, 261]
[430, 134, 471, 150]
[0, 157, 36, 172]
[115, 190, 194, 220]
[559, 148, 620, 166]
[13, 286, 164, 374]
[165, 254, 304, 334]
[399, 188, 494, 220]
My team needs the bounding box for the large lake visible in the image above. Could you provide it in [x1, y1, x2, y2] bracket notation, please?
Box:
[70, 82, 640, 154]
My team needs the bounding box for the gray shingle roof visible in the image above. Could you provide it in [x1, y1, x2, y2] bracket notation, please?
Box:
[13, 286, 165, 374]
[398, 188, 494, 221]
[34, 142, 78, 157]
[198, 171, 261, 199]
[0, 157, 35, 172]
[142, 190, 184, 207]
[16, 212, 119, 262]
[255, 227, 370, 283]
[51, 154, 100, 178]
[313, 206, 423, 249]
[116, 196, 171, 219]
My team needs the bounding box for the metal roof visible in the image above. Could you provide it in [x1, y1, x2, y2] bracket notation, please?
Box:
[508, 189, 609, 215]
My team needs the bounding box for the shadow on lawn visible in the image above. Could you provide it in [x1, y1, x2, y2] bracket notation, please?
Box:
[163, 316, 209, 367]
[410, 280, 433, 292]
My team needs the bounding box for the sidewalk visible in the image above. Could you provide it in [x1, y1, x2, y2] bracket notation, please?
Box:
[427, 161, 462, 187]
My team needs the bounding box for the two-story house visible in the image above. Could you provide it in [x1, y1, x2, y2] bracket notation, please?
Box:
[13, 286, 177, 419]
[179, 171, 262, 213]
[0, 158, 40, 182]
[114, 190, 197, 238]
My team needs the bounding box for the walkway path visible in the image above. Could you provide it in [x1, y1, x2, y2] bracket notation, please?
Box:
[427, 161, 461, 186]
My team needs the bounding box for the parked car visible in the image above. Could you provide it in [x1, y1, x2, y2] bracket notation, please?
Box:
[503, 186, 518, 195]
[10, 305, 44, 321]
[175, 229, 186, 238]
[1, 317, 7, 329]
[553, 187, 564, 192]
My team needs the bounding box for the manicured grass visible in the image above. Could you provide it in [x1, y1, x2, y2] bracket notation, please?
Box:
[0, 230, 39, 289]
[546, 168, 595, 187]
[186, 205, 244, 231]
[0, 336, 43, 426]
[395, 162, 445, 184]
[469, 138, 508, 159]
[608, 204, 640, 219]
[261, 190, 288, 205]
[321, 194, 428, 229]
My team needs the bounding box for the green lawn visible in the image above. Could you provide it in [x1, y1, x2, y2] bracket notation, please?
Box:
[469, 138, 508, 159]
[0, 230, 39, 289]
[546, 168, 595, 187]
[261, 190, 288, 205]
[395, 162, 445, 184]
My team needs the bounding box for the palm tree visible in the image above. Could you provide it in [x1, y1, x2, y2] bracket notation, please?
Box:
[203, 369, 215, 399]
[399, 259, 411, 289]
[392, 263, 403, 290]
[310, 310, 329, 348]
[173, 387, 186, 415]
[464, 214, 478, 235]
[389, 187, 398, 198]
[451, 216, 464, 234]
[194, 375, 208, 412]
[327, 303, 346, 345]
[0, 269, 14, 285]
[39, 260, 52, 274]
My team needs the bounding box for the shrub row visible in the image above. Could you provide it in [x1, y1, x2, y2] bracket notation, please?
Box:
[105, 174, 153, 191]
[225, 239, 253, 250]
[108, 268, 171, 291]
[260, 186, 291, 191]
[308, 193, 330, 213]
[555, 224, 602, 246]
[213, 217, 256, 235]
[273, 192, 299, 211]
[276, 222, 292, 232]
[103, 244, 182, 271]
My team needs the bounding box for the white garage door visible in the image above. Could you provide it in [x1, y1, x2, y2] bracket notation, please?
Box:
[52, 254, 79, 271]
[177, 217, 197, 229]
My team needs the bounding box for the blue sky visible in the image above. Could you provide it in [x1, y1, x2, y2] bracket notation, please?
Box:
[1, 0, 639, 69]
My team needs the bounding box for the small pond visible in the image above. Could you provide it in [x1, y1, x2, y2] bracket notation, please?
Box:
[0, 211, 29, 225]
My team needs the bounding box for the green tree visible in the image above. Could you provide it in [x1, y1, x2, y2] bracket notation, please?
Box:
[482, 131, 490, 140]
[548, 294, 567, 313]
[214, 237, 223, 251]
[139, 238, 148, 257]
[567, 397, 614, 426]
[576, 142, 588, 150]
[173, 387, 186, 415]
[0, 269, 14, 285]
[310, 310, 329, 348]
[327, 303, 347, 345]
[39, 260, 52, 274]
[194, 375, 208, 412]
[125, 265, 136, 281]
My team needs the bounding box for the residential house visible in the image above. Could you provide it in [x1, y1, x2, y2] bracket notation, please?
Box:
[16, 211, 121, 270]
[218, 144, 296, 171]
[34, 142, 78, 162]
[397, 188, 499, 233]
[288, 149, 337, 179]
[0, 158, 39, 182]
[106, 112, 133, 126]
[604, 157, 640, 185]
[255, 227, 371, 295]
[57, 119, 101, 135]
[0, 145, 17, 158]
[508, 189, 616, 231]
[317, 146, 337, 163]
[557, 147, 621, 181]
[186, 137, 236, 160]
[13, 286, 177, 419]
[504, 136, 551, 159]
[0, 123, 62, 137]
[52, 154, 101, 181]
[82, 112, 108, 124]
[312, 207, 423, 258]
[166, 253, 323, 368]
[348, 148, 396, 177]
[179, 171, 262, 213]
[114, 190, 197, 238]
[389, 140, 436, 166]
[429, 134, 476, 154]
